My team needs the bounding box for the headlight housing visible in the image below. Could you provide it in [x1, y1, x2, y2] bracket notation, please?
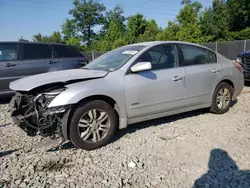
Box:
[43, 88, 66, 106]
[236, 57, 242, 64]
[35, 88, 66, 107]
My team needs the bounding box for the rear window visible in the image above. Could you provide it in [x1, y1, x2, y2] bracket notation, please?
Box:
[0, 43, 18, 61]
[53, 45, 82, 58]
[23, 44, 52, 60]
[68, 46, 84, 57]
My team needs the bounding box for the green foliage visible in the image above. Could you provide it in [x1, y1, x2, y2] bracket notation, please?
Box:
[127, 14, 148, 43]
[103, 5, 126, 33]
[229, 27, 250, 40]
[69, 0, 106, 45]
[139, 20, 159, 42]
[61, 19, 77, 41]
[199, 0, 230, 42]
[66, 37, 81, 47]
[32, 0, 250, 52]
[33, 31, 62, 43]
[227, 0, 250, 31]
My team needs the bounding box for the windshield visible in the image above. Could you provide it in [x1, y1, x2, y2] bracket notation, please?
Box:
[84, 45, 146, 71]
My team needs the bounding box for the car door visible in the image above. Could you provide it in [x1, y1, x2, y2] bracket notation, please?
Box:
[52, 45, 88, 70]
[179, 44, 222, 105]
[17, 43, 60, 78]
[0, 43, 20, 93]
[124, 44, 186, 119]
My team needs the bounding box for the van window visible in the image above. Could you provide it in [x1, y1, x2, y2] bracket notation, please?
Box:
[23, 44, 52, 59]
[0, 43, 18, 61]
[68, 46, 84, 57]
[53, 45, 77, 58]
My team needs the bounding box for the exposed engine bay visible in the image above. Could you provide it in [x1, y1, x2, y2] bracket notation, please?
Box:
[10, 84, 70, 139]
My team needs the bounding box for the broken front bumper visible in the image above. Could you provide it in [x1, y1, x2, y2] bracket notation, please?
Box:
[9, 93, 71, 139]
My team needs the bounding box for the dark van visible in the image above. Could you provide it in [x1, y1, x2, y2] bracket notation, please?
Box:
[236, 50, 250, 81]
[0, 42, 88, 96]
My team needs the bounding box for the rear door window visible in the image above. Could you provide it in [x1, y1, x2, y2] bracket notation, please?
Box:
[180, 44, 217, 66]
[23, 44, 52, 60]
[207, 50, 217, 63]
[0, 43, 18, 61]
[53, 45, 76, 58]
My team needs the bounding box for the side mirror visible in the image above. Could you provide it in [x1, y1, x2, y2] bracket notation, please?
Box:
[131, 62, 152, 73]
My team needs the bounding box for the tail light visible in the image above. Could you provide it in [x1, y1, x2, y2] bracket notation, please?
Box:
[233, 61, 243, 73]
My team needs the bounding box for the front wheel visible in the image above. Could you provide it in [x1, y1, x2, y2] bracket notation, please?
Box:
[69, 100, 118, 150]
[210, 82, 233, 114]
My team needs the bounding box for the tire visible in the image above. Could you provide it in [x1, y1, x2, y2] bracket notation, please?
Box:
[69, 100, 118, 150]
[210, 82, 233, 114]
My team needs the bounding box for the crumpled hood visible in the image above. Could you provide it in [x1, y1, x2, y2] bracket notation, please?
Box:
[10, 69, 108, 91]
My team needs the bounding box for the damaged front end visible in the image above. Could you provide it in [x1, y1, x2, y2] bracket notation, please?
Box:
[10, 85, 71, 139]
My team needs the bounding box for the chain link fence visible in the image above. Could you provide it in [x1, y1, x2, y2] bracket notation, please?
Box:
[82, 39, 250, 62]
[201, 40, 250, 60]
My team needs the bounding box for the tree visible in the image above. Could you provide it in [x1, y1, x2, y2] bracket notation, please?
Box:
[229, 27, 250, 40]
[66, 37, 81, 47]
[32, 32, 62, 43]
[50, 31, 62, 43]
[173, 0, 204, 42]
[178, 0, 202, 26]
[103, 5, 126, 33]
[157, 21, 179, 41]
[61, 19, 77, 41]
[69, 0, 106, 45]
[226, 0, 250, 31]
[31, 0, 250, 51]
[127, 14, 148, 43]
[33, 33, 43, 42]
[139, 19, 160, 42]
[200, 0, 229, 41]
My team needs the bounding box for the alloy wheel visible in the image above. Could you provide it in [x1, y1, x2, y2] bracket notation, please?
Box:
[78, 109, 110, 143]
[216, 88, 230, 110]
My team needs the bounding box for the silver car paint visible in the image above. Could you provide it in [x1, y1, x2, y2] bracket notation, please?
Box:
[10, 69, 108, 91]
[9, 41, 244, 130]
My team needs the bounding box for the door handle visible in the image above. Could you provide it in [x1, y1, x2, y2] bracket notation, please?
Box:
[5, 63, 16, 67]
[212, 69, 220, 73]
[173, 76, 184, 81]
[47, 60, 57, 64]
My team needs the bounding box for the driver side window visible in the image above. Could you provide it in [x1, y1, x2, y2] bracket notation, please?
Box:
[137, 44, 178, 70]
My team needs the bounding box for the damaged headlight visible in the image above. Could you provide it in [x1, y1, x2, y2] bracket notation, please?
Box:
[43, 88, 66, 106]
[35, 88, 66, 107]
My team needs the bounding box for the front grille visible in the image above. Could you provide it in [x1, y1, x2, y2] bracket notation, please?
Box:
[242, 56, 250, 70]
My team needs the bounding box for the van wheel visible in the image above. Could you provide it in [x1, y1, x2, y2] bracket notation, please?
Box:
[69, 100, 118, 150]
[210, 82, 233, 114]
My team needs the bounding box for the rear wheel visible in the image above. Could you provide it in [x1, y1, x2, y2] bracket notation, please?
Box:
[69, 100, 118, 150]
[210, 82, 233, 114]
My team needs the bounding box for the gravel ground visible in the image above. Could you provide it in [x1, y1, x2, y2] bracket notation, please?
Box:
[1, 87, 250, 188]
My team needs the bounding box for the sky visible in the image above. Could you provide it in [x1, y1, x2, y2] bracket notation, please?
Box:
[0, 0, 213, 41]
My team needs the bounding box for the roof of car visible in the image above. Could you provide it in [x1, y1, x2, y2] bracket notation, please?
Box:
[0, 41, 74, 46]
[127, 41, 213, 51]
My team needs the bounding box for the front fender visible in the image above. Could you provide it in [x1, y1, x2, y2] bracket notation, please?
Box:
[48, 78, 127, 119]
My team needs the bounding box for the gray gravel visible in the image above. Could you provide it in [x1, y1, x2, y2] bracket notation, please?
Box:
[1, 87, 250, 188]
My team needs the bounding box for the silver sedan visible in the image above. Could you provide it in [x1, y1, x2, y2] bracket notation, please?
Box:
[9, 41, 244, 150]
